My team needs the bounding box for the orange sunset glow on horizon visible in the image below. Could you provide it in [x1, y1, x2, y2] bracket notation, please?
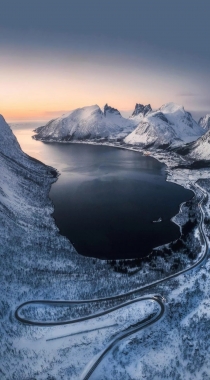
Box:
[0, 52, 160, 122]
[0, 0, 209, 124]
[1, 39, 209, 123]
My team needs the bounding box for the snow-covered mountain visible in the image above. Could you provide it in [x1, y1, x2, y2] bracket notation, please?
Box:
[33, 101, 206, 151]
[182, 113, 210, 160]
[199, 114, 210, 130]
[0, 115, 58, 240]
[181, 129, 210, 161]
[124, 103, 204, 149]
[33, 104, 139, 142]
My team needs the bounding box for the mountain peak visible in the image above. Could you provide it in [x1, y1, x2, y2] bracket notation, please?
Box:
[34, 103, 136, 142]
[132, 103, 152, 117]
[104, 104, 121, 117]
[159, 102, 184, 114]
[199, 114, 210, 130]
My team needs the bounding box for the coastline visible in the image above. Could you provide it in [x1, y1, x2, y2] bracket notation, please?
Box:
[2, 128, 210, 379]
[39, 138, 200, 250]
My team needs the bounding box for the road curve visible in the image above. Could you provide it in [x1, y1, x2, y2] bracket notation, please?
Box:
[81, 296, 164, 380]
[15, 182, 209, 379]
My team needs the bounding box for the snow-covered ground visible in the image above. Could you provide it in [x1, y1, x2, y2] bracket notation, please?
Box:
[1, 116, 210, 379]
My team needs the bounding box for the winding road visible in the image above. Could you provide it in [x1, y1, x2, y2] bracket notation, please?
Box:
[15, 182, 209, 379]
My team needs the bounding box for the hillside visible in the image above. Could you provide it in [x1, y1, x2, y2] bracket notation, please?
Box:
[186, 129, 210, 161]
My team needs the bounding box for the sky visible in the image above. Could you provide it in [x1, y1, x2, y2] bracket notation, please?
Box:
[0, 0, 210, 122]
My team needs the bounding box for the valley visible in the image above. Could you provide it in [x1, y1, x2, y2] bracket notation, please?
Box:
[1, 103, 210, 379]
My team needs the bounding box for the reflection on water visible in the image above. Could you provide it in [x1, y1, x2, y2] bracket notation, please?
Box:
[11, 123, 193, 260]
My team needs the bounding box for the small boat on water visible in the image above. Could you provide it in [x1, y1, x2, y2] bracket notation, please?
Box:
[152, 217, 162, 223]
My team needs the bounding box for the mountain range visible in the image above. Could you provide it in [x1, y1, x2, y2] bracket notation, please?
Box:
[0, 100, 209, 161]
[33, 102, 210, 160]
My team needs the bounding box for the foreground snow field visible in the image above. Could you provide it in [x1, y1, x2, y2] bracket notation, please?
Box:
[1, 114, 210, 379]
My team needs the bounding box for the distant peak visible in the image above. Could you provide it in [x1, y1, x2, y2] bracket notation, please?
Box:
[199, 114, 210, 130]
[104, 104, 121, 117]
[81, 104, 102, 112]
[132, 103, 152, 117]
[159, 102, 184, 113]
[67, 104, 103, 117]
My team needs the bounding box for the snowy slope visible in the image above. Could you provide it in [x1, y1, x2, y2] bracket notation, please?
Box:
[186, 129, 210, 160]
[124, 102, 204, 149]
[0, 115, 47, 179]
[199, 114, 210, 130]
[33, 104, 138, 142]
[0, 114, 23, 160]
[0, 117, 59, 238]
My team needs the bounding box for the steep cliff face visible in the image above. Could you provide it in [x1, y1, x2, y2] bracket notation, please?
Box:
[0, 114, 59, 235]
[0, 118, 76, 258]
[1, 115, 210, 380]
[0, 114, 78, 378]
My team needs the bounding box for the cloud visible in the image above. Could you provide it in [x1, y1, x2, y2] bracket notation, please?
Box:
[176, 92, 198, 97]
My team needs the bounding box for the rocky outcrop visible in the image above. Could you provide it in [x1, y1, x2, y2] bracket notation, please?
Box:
[131, 103, 152, 117]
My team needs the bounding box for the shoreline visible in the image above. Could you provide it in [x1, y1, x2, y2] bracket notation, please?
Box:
[38, 138, 199, 260]
[3, 125, 210, 379]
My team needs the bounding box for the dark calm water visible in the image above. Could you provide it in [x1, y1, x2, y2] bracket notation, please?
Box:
[48, 144, 193, 259]
[11, 125, 193, 260]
